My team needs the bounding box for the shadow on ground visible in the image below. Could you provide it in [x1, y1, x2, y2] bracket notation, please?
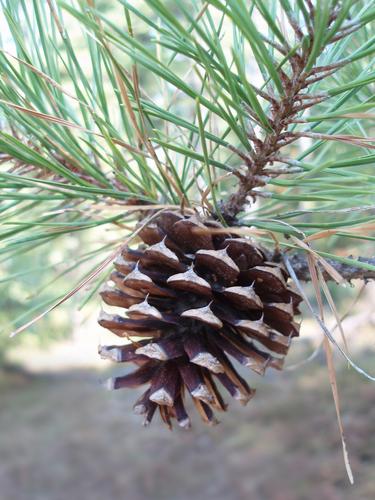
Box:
[1, 352, 374, 500]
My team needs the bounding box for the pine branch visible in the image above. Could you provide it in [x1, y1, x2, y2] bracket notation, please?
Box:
[287, 254, 375, 282]
[1, 0, 375, 322]
[221, 3, 360, 220]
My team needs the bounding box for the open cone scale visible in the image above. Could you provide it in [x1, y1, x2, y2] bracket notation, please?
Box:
[98, 212, 302, 428]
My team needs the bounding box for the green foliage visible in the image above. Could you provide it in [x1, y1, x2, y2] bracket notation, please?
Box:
[0, 236, 76, 361]
[0, 0, 375, 335]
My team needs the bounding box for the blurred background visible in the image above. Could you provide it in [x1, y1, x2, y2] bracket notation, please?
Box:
[1, 260, 375, 500]
[1, 1, 375, 499]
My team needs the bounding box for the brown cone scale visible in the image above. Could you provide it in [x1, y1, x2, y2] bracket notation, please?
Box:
[98, 211, 302, 428]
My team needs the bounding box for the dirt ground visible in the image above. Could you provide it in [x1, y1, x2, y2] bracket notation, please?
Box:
[1, 348, 374, 500]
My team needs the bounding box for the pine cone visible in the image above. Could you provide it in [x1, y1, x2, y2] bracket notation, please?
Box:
[98, 211, 302, 428]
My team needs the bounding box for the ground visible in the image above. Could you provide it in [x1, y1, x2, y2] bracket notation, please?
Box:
[1, 348, 374, 500]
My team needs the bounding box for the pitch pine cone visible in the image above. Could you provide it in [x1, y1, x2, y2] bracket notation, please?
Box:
[98, 211, 302, 428]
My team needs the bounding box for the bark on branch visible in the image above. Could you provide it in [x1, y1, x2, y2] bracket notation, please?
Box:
[221, 4, 356, 220]
[286, 254, 375, 282]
